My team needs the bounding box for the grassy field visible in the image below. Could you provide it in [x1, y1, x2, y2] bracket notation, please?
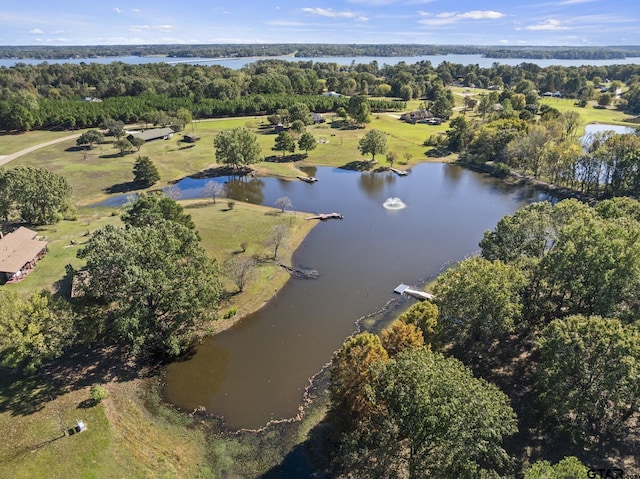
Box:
[1, 95, 635, 478]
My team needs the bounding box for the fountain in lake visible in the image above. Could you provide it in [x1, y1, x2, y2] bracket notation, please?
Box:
[383, 197, 406, 210]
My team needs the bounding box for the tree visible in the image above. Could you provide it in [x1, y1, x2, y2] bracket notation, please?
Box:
[203, 180, 225, 204]
[130, 136, 145, 152]
[104, 119, 125, 138]
[432, 257, 527, 346]
[275, 196, 293, 212]
[223, 256, 256, 292]
[214, 127, 262, 171]
[114, 138, 133, 156]
[358, 129, 387, 162]
[348, 95, 371, 125]
[298, 132, 317, 156]
[288, 102, 311, 124]
[329, 332, 388, 429]
[381, 321, 424, 358]
[598, 92, 612, 107]
[0, 290, 75, 372]
[338, 348, 517, 479]
[273, 131, 296, 158]
[76, 129, 104, 149]
[76, 221, 222, 357]
[265, 224, 287, 259]
[536, 315, 640, 440]
[290, 119, 306, 135]
[397, 300, 440, 347]
[132, 156, 160, 187]
[2, 166, 72, 225]
[122, 193, 196, 232]
[524, 457, 588, 479]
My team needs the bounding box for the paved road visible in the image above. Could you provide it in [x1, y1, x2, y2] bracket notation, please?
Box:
[0, 133, 81, 167]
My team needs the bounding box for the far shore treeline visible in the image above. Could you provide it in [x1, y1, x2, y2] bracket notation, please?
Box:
[2, 55, 640, 132]
[1, 43, 639, 60]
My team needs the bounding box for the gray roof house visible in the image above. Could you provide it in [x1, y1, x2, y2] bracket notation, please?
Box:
[127, 127, 175, 142]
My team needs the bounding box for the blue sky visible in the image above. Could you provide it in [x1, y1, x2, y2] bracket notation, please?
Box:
[0, 0, 638, 46]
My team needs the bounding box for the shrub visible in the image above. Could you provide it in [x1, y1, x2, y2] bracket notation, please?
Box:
[493, 162, 510, 178]
[227, 201, 236, 210]
[90, 384, 108, 403]
[224, 308, 237, 319]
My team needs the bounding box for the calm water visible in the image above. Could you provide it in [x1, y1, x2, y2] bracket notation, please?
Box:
[164, 163, 546, 429]
[2, 54, 639, 69]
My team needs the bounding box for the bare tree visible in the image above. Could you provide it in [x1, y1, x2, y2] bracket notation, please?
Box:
[165, 184, 182, 200]
[204, 180, 225, 204]
[275, 196, 293, 213]
[265, 224, 288, 259]
[224, 256, 257, 292]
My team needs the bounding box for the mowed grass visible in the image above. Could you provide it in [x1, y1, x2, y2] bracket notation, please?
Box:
[7, 113, 448, 205]
[0, 376, 210, 479]
[0, 130, 86, 156]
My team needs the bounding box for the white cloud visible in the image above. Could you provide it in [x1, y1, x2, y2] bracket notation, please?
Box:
[29, 28, 44, 34]
[419, 10, 504, 26]
[132, 8, 141, 13]
[130, 24, 175, 33]
[302, 8, 356, 18]
[356, 16, 369, 22]
[558, 0, 597, 4]
[264, 20, 305, 26]
[113, 7, 122, 14]
[525, 19, 569, 31]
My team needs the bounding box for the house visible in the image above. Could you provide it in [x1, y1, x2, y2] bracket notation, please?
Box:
[311, 113, 326, 124]
[0, 227, 48, 283]
[322, 91, 342, 97]
[127, 127, 175, 143]
[182, 133, 201, 143]
[400, 109, 433, 124]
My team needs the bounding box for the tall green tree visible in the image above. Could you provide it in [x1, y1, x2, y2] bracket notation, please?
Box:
[298, 132, 317, 156]
[524, 457, 588, 479]
[76, 221, 222, 357]
[0, 290, 75, 372]
[273, 131, 296, 158]
[358, 129, 387, 162]
[2, 166, 72, 225]
[76, 129, 104, 149]
[348, 95, 371, 125]
[214, 127, 262, 171]
[122, 193, 196, 232]
[432, 257, 527, 345]
[132, 156, 160, 187]
[397, 300, 440, 347]
[537, 315, 640, 440]
[338, 348, 517, 479]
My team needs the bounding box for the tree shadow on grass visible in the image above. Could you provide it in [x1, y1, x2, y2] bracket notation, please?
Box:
[105, 181, 143, 194]
[0, 344, 160, 417]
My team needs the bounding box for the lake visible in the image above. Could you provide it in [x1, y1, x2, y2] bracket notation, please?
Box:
[2, 54, 640, 69]
[163, 163, 547, 429]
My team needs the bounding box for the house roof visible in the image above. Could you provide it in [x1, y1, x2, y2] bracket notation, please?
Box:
[0, 227, 48, 274]
[128, 127, 175, 142]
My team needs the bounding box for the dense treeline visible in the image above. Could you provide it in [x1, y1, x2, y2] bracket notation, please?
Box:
[1, 44, 639, 60]
[2, 57, 640, 132]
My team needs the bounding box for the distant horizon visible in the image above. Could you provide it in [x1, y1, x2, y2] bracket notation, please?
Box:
[1, 1, 638, 47]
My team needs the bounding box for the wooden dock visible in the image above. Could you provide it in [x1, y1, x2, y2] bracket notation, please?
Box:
[298, 176, 319, 183]
[390, 167, 408, 176]
[305, 212, 344, 221]
[394, 283, 435, 301]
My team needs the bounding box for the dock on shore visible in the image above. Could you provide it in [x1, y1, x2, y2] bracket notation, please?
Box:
[298, 176, 319, 183]
[394, 283, 434, 301]
[390, 167, 408, 176]
[305, 212, 344, 221]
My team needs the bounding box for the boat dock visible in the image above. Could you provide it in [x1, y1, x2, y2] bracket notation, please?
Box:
[298, 176, 319, 183]
[390, 167, 408, 176]
[305, 212, 344, 221]
[394, 283, 435, 301]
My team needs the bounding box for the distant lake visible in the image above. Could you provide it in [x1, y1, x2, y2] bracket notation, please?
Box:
[2, 54, 640, 69]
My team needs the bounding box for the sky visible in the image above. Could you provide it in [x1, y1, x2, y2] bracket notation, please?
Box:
[0, 0, 638, 47]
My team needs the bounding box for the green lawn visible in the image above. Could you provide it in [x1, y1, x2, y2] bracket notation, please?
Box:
[0, 130, 86, 155]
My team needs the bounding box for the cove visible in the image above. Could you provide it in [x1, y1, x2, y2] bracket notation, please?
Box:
[163, 163, 547, 430]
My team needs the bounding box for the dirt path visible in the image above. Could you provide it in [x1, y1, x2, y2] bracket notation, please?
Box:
[0, 133, 81, 167]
